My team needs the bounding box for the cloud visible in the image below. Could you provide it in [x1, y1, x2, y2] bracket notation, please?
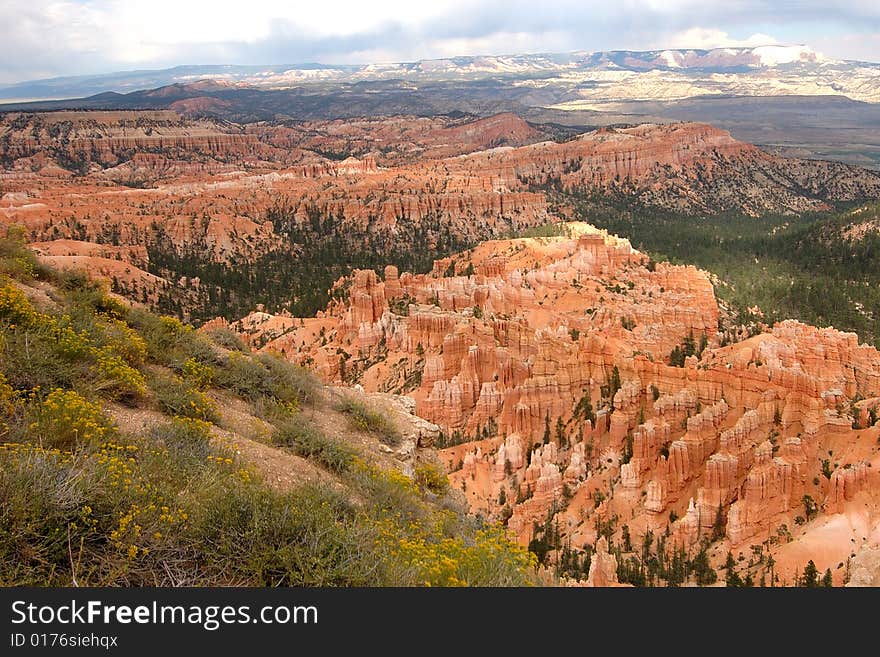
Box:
[0, 0, 878, 84]
[665, 28, 780, 50]
[811, 31, 880, 61]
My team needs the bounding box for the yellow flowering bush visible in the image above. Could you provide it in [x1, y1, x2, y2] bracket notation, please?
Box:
[0, 372, 15, 416]
[98, 317, 147, 366]
[353, 457, 419, 495]
[161, 416, 217, 463]
[170, 415, 213, 441]
[386, 523, 537, 587]
[413, 462, 449, 496]
[35, 388, 114, 448]
[55, 324, 93, 360]
[108, 499, 189, 561]
[152, 374, 218, 422]
[0, 281, 44, 328]
[181, 357, 214, 390]
[93, 440, 138, 489]
[0, 373, 19, 436]
[92, 346, 147, 400]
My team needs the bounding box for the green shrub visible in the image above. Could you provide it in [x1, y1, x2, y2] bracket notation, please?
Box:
[255, 352, 318, 405]
[204, 327, 248, 352]
[0, 225, 38, 281]
[151, 416, 215, 470]
[215, 352, 275, 400]
[126, 309, 218, 367]
[56, 271, 127, 319]
[0, 323, 84, 391]
[273, 414, 356, 474]
[177, 331, 220, 366]
[150, 374, 218, 423]
[252, 396, 298, 423]
[190, 482, 380, 586]
[217, 351, 317, 407]
[124, 309, 181, 360]
[0, 443, 89, 584]
[337, 396, 400, 446]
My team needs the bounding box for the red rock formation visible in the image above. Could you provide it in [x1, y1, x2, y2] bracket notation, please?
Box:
[586, 537, 619, 587]
[4, 115, 874, 313]
[825, 462, 870, 512]
[235, 220, 880, 581]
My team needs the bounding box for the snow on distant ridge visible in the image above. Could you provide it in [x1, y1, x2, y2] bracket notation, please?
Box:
[659, 51, 681, 68]
[751, 44, 825, 66]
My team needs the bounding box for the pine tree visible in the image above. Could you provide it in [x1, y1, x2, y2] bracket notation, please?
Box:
[725, 552, 743, 587]
[621, 525, 632, 552]
[711, 504, 725, 541]
[802, 495, 818, 521]
[691, 545, 717, 586]
[800, 560, 820, 587]
[822, 568, 833, 587]
[542, 413, 551, 445]
[609, 365, 621, 402]
[670, 345, 684, 367]
[641, 530, 654, 562]
[697, 331, 708, 358]
[621, 433, 634, 464]
[555, 417, 567, 448]
[683, 330, 696, 358]
[574, 392, 595, 425]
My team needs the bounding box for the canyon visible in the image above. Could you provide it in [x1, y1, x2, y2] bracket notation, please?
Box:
[3, 110, 880, 322]
[3, 107, 880, 585]
[222, 222, 880, 585]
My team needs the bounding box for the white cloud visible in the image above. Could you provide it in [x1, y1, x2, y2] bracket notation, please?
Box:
[811, 32, 880, 61]
[666, 28, 780, 50]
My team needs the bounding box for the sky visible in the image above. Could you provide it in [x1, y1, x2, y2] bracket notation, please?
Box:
[1, 0, 879, 84]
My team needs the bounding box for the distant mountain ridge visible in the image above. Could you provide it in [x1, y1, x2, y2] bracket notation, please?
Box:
[2, 44, 879, 170]
[1, 44, 876, 103]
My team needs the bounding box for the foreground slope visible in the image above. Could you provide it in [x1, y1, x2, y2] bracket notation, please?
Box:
[231, 222, 880, 585]
[0, 235, 535, 587]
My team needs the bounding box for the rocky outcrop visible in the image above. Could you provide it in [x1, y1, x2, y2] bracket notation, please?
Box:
[825, 462, 870, 512]
[586, 537, 619, 587]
